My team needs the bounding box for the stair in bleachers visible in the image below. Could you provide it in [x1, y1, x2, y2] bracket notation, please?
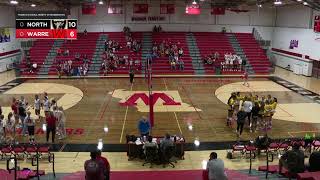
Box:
[141, 32, 152, 75]
[193, 32, 235, 75]
[186, 33, 205, 75]
[234, 33, 271, 75]
[37, 39, 64, 76]
[88, 34, 108, 75]
[20, 39, 55, 76]
[225, 33, 254, 74]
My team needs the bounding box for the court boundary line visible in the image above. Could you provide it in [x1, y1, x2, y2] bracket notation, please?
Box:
[163, 78, 183, 135]
[119, 83, 133, 143]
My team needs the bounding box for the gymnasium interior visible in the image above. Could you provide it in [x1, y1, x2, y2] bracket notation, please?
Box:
[0, 0, 320, 179]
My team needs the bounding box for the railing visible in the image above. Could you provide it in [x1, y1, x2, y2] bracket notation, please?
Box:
[265, 150, 274, 179]
[6, 155, 17, 180]
[252, 28, 271, 48]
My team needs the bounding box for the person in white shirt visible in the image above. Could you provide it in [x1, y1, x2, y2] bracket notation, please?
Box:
[24, 111, 35, 143]
[242, 96, 253, 129]
[207, 152, 227, 180]
[43, 96, 51, 113]
[56, 107, 67, 140]
[238, 56, 243, 71]
[34, 95, 41, 119]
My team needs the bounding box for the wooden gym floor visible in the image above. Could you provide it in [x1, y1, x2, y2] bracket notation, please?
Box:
[1, 69, 320, 146]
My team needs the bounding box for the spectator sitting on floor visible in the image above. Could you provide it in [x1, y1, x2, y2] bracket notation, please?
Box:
[206, 152, 227, 180]
[138, 116, 151, 137]
[279, 143, 305, 176]
[84, 151, 106, 180]
[97, 150, 110, 180]
[143, 136, 158, 154]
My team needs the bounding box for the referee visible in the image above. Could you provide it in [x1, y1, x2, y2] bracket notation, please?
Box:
[129, 68, 135, 84]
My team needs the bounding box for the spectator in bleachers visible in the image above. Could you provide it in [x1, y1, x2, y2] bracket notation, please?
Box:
[177, 60, 184, 70]
[207, 152, 227, 180]
[64, 48, 69, 56]
[84, 29, 88, 36]
[170, 60, 176, 70]
[57, 48, 62, 56]
[279, 143, 305, 176]
[75, 52, 81, 61]
[178, 48, 183, 57]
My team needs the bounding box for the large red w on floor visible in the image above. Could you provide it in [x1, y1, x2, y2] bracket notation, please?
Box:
[120, 92, 181, 106]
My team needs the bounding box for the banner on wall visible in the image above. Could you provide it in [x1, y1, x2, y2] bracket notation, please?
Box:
[314, 16, 320, 33]
[133, 4, 148, 14]
[0, 28, 10, 43]
[160, 4, 175, 14]
[211, 7, 225, 15]
[185, 4, 201, 15]
[82, 3, 97, 15]
[108, 4, 123, 14]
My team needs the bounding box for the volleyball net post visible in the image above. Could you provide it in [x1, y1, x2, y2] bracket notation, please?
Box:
[146, 56, 154, 127]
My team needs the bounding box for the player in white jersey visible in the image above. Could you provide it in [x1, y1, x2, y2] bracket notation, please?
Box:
[34, 94, 41, 120]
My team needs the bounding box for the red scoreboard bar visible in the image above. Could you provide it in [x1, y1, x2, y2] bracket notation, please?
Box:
[16, 19, 78, 39]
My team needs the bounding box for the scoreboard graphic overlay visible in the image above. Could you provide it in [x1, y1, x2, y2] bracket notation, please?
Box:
[16, 19, 77, 39]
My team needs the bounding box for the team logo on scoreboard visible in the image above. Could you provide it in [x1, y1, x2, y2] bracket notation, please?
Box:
[52, 20, 67, 29]
[110, 89, 202, 112]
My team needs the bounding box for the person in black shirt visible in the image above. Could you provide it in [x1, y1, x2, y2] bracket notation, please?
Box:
[308, 151, 320, 172]
[236, 107, 247, 136]
[251, 102, 260, 132]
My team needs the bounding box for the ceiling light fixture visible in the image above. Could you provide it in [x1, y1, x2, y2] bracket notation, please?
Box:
[303, 1, 308, 5]
[10, 0, 18, 4]
[258, 4, 262, 8]
[192, 0, 197, 5]
[274, 0, 282, 5]
[297, 0, 302, 1]
[31, 4, 36, 7]
[98, 0, 103, 5]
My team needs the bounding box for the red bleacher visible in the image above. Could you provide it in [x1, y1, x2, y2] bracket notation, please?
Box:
[20, 32, 271, 76]
[48, 33, 100, 75]
[193, 32, 235, 74]
[101, 32, 143, 75]
[20, 39, 55, 76]
[151, 32, 194, 74]
[235, 33, 270, 74]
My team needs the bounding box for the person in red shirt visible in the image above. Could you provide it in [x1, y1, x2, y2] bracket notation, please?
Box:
[97, 150, 110, 180]
[45, 111, 57, 143]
